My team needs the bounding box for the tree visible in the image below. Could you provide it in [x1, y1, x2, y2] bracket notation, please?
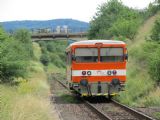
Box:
[88, 0, 142, 40]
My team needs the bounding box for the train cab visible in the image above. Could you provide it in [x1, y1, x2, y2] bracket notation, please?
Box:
[66, 40, 128, 97]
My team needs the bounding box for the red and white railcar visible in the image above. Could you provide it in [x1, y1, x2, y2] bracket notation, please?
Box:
[66, 40, 128, 97]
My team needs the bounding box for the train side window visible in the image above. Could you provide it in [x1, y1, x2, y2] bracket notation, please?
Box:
[100, 48, 124, 62]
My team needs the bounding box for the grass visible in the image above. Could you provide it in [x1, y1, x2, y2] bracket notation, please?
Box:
[154, 112, 160, 120]
[0, 79, 54, 120]
[59, 94, 80, 103]
[137, 87, 160, 107]
[0, 42, 58, 120]
[47, 63, 65, 74]
[33, 42, 42, 61]
[116, 58, 154, 106]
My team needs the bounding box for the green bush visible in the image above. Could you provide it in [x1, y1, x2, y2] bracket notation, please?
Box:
[41, 46, 48, 54]
[38, 41, 46, 48]
[50, 53, 65, 68]
[40, 54, 50, 66]
[14, 29, 33, 58]
[0, 28, 31, 83]
[148, 47, 160, 83]
[46, 43, 56, 52]
[57, 52, 66, 63]
[150, 17, 160, 42]
[131, 42, 160, 83]
[50, 53, 59, 62]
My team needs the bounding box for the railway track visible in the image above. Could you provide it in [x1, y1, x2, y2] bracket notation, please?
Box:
[55, 79, 156, 120]
[88, 99, 156, 120]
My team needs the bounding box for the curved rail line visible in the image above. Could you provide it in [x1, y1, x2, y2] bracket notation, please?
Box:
[55, 79, 156, 120]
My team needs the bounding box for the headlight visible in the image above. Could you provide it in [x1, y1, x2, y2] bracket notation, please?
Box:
[82, 71, 86, 75]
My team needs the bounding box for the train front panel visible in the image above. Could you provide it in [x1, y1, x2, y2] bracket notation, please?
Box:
[66, 40, 127, 96]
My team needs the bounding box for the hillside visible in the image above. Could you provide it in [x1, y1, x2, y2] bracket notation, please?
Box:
[0, 19, 89, 32]
[117, 12, 160, 105]
[129, 13, 159, 47]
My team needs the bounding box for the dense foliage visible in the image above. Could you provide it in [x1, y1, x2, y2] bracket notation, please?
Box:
[0, 28, 33, 82]
[38, 41, 67, 68]
[40, 54, 50, 66]
[150, 17, 160, 42]
[148, 45, 160, 83]
[88, 0, 143, 40]
[88, 0, 160, 40]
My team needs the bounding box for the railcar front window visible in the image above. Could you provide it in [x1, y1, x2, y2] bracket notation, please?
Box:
[75, 48, 98, 62]
[100, 48, 123, 62]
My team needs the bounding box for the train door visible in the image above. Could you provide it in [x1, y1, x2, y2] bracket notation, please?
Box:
[66, 51, 72, 84]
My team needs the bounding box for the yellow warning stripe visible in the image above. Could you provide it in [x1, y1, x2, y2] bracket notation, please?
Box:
[81, 93, 118, 96]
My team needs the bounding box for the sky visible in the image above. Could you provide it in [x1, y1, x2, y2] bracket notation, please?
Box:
[0, 0, 155, 22]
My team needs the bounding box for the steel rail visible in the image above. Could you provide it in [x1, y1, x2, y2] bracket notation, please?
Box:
[55, 79, 112, 120]
[111, 99, 156, 120]
[84, 100, 112, 120]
